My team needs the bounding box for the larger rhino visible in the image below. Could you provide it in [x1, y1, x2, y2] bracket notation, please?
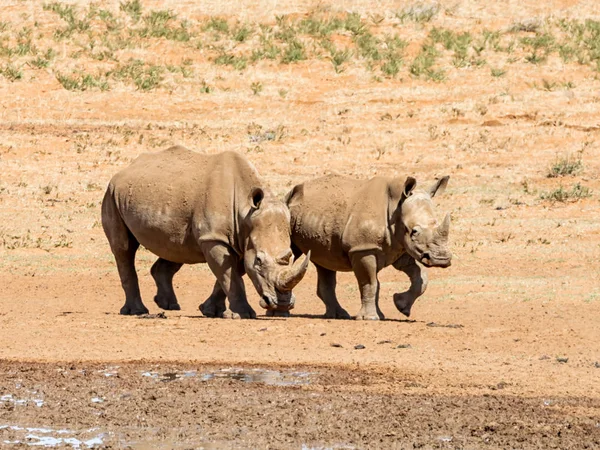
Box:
[285, 174, 451, 320]
[101, 146, 309, 318]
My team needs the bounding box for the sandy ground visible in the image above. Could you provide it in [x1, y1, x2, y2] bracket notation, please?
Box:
[1, 0, 600, 448]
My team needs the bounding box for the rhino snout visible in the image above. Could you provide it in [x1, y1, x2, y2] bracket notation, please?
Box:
[259, 291, 296, 311]
[420, 252, 452, 268]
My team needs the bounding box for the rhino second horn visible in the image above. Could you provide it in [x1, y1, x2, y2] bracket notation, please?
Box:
[276, 250, 311, 292]
[435, 213, 451, 239]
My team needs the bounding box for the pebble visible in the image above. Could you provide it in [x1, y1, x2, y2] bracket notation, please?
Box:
[396, 344, 412, 349]
[354, 344, 365, 350]
[330, 343, 343, 348]
[556, 357, 569, 364]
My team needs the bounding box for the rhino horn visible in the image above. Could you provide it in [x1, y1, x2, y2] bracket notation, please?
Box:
[276, 250, 311, 292]
[435, 213, 451, 239]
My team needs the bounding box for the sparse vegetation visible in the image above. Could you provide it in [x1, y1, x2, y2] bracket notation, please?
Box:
[0, 63, 23, 81]
[120, 0, 142, 22]
[0, 4, 599, 91]
[109, 59, 164, 90]
[547, 153, 584, 177]
[56, 71, 109, 91]
[397, 2, 440, 23]
[540, 183, 592, 202]
[214, 52, 248, 70]
[250, 81, 263, 95]
[199, 80, 212, 93]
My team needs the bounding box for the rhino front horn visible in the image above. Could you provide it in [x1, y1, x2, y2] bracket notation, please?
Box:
[435, 213, 451, 239]
[276, 250, 311, 292]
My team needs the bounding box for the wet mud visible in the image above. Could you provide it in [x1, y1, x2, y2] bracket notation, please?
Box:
[1, 362, 598, 449]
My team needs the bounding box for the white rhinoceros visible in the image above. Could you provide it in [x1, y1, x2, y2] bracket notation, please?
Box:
[285, 174, 451, 320]
[101, 146, 309, 318]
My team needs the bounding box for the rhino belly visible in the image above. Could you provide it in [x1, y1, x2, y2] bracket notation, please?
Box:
[120, 204, 205, 264]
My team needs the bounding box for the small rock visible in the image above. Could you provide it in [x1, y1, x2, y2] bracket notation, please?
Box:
[594, 362, 600, 368]
[320, 332, 326, 336]
[377, 340, 392, 344]
[489, 381, 508, 390]
[331, 343, 343, 348]
[258, 327, 268, 332]
[556, 357, 568, 364]
[539, 355, 550, 360]
[354, 344, 366, 350]
[396, 344, 412, 349]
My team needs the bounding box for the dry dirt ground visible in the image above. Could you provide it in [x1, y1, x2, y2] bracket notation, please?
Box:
[1, 0, 600, 448]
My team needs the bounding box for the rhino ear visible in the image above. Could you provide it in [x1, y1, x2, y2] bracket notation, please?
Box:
[429, 176, 449, 198]
[403, 177, 417, 199]
[250, 187, 264, 209]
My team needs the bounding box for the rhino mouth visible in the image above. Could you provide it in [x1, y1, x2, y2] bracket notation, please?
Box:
[420, 253, 452, 268]
[259, 290, 295, 311]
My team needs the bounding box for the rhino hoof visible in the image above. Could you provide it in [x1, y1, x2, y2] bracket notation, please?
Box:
[154, 295, 181, 311]
[222, 309, 256, 319]
[355, 313, 380, 321]
[199, 300, 225, 318]
[120, 304, 149, 316]
[324, 309, 351, 320]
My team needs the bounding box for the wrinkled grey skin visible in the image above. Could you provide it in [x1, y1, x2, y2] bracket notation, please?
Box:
[286, 174, 451, 320]
[101, 146, 309, 319]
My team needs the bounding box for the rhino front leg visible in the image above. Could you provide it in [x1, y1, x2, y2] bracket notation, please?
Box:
[199, 281, 227, 318]
[151, 258, 183, 311]
[201, 241, 256, 319]
[350, 251, 384, 320]
[315, 264, 351, 319]
[392, 254, 428, 317]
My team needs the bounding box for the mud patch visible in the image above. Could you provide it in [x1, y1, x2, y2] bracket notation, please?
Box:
[0, 425, 105, 448]
[141, 367, 313, 386]
[1, 393, 44, 408]
[0, 362, 598, 449]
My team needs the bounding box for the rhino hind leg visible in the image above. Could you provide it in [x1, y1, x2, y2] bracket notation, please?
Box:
[151, 258, 183, 311]
[315, 264, 350, 319]
[201, 241, 256, 319]
[350, 251, 384, 320]
[199, 281, 227, 318]
[392, 254, 428, 318]
[101, 190, 149, 316]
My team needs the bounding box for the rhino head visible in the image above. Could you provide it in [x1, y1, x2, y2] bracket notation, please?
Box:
[242, 188, 310, 313]
[397, 176, 452, 268]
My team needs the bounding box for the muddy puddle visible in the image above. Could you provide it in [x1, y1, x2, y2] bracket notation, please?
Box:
[141, 367, 313, 386]
[0, 425, 105, 448]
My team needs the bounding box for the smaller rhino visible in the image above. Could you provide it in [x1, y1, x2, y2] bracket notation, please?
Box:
[286, 174, 452, 320]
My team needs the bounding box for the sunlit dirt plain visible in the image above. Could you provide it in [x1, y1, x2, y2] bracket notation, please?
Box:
[1, 0, 600, 448]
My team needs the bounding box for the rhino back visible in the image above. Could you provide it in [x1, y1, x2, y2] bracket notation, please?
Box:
[109, 146, 258, 263]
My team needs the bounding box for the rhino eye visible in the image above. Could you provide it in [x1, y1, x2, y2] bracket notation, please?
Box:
[411, 228, 420, 238]
[255, 255, 264, 267]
